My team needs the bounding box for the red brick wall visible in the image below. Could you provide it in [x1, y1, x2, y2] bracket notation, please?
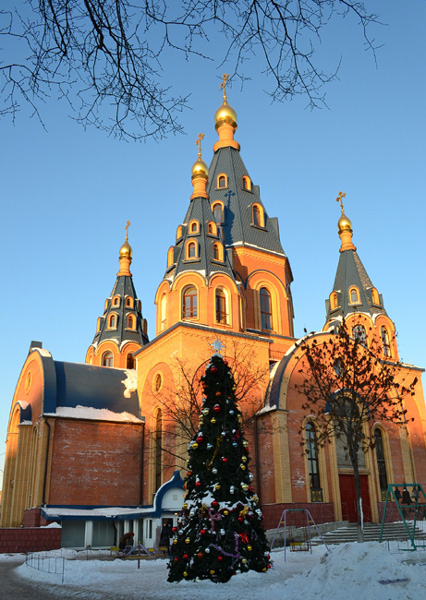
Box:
[48, 419, 143, 506]
[0, 527, 61, 554]
[22, 508, 51, 528]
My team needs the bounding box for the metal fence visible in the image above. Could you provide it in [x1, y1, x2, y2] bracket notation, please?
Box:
[25, 551, 65, 583]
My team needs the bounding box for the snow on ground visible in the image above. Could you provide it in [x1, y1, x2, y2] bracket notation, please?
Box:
[4, 542, 426, 600]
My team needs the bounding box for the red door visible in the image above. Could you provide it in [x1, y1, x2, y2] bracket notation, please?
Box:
[339, 475, 371, 523]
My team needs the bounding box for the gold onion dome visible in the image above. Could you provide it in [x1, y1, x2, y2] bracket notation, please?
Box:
[119, 239, 132, 258]
[192, 158, 209, 178]
[338, 212, 352, 233]
[214, 101, 237, 130]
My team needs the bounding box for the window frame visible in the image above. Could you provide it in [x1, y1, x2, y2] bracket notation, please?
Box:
[182, 286, 198, 320]
[260, 287, 273, 331]
[215, 287, 229, 325]
[217, 173, 227, 189]
[102, 351, 114, 367]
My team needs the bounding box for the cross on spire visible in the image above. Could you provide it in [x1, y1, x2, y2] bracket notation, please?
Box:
[336, 191, 346, 214]
[125, 220, 131, 240]
[195, 133, 204, 160]
[220, 73, 229, 103]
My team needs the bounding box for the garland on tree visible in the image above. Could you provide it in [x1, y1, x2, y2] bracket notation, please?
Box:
[167, 352, 271, 583]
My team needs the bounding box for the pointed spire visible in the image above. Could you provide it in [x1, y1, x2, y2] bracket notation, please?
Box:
[325, 193, 387, 323]
[213, 74, 240, 152]
[117, 220, 132, 276]
[191, 133, 209, 200]
[336, 191, 356, 252]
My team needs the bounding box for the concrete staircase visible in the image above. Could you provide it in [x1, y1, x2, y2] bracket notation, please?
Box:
[313, 522, 426, 546]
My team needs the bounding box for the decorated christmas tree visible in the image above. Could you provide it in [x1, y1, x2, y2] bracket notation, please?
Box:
[167, 344, 271, 583]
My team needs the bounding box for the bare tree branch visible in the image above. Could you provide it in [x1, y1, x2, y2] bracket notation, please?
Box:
[0, 1, 380, 139]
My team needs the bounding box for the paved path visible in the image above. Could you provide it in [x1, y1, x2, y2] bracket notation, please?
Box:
[0, 558, 136, 600]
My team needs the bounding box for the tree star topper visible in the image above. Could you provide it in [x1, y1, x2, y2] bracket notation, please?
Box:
[210, 336, 225, 356]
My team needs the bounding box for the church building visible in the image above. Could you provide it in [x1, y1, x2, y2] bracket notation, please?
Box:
[2, 80, 425, 549]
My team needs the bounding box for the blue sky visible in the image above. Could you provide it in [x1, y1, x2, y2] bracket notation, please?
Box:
[1, 2, 425, 486]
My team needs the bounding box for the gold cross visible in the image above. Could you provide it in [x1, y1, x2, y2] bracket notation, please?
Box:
[125, 220, 130, 240]
[195, 133, 204, 160]
[336, 191, 346, 213]
[220, 73, 229, 102]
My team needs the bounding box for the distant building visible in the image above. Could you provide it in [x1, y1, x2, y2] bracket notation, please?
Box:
[2, 83, 425, 549]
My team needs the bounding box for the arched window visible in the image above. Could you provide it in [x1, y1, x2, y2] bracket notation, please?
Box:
[212, 242, 224, 262]
[125, 296, 134, 308]
[217, 174, 227, 188]
[374, 429, 388, 500]
[381, 326, 391, 357]
[155, 410, 163, 490]
[305, 422, 322, 502]
[112, 296, 120, 307]
[260, 287, 273, 330]
[189, 220, 199, 234]
[126, 314, 136, 330]
[349, 286, 360, 304]
[216, 288, 228, 324]
[154, 373, 163, 392]
[160, 294, 167, 331]
[242, 175, 251, 191]
[253, 203, 265, 227]
[212, 202, 224, 224]
[102, 351, 113, 367]
[208, 221, 217, 236]
[108, 314, 117, 329]
[126, 353, 135, 369]
[352, 325, 367, 345]
[330, 292, 338, 310]
[167, 246, 174, 267]
[372, 288, 380, 305]
[186, 241, 197, 259]
[183, 286, 198, 320]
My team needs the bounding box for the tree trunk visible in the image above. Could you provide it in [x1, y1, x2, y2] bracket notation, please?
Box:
[352, 457, 364, 543]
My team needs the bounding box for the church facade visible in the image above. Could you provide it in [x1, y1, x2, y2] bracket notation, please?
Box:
[2, 84, 426, 549]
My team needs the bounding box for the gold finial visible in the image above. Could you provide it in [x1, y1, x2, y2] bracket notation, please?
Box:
[125, 220, 131, 240]
[336, 191, 346, 214]
[195, 133, 204, 161]
[220, 74, 229, 103]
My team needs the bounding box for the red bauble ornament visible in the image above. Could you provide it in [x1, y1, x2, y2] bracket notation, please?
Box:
[212, 500, 219, 508]
[200, 529, 207, 535]
[221, 457, 228, 463]
[196, 481, 201, 487]
[218, 556, 223, 562]
[215, 391, 221, 397]
[248, 486, 253, 492]
[173, 557, 179, 563]
[183, 553, 189, 560]
[224, 360, 228, 365]
[172, 526, 178, 533]
[197, 552, 203, 559]
[211, 366, 218, 373]
[197, 436, 203, 443]
[267, 564, 272, 569]
[214, 404, 221, 412]
[238, 516, 244, 522]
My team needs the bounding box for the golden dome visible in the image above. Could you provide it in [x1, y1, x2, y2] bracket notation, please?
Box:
[119, 239, 132, 258]
[338, 212, 352, 233]
[191, 158, 209, 179]
[214, 101, 237, 131]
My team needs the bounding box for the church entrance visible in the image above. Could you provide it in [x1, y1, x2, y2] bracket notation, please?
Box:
[339, 474, 371, 523]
